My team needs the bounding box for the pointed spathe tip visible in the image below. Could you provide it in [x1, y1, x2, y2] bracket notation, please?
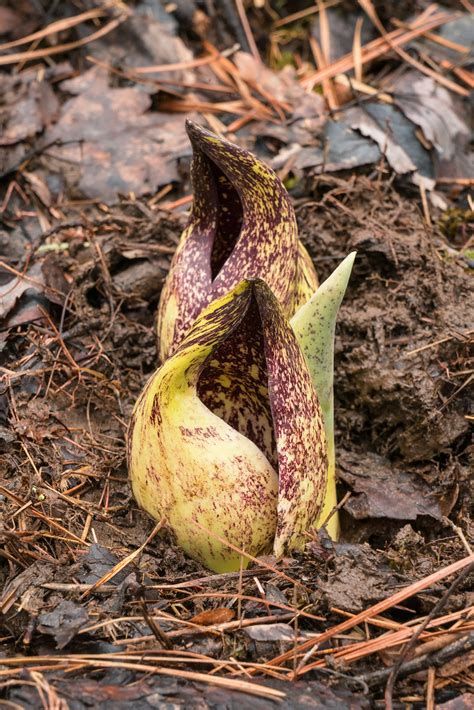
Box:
[185, 118, 201, 135]
[185, 119, 222, 148]
[185, 118, 206, 142]
[321, 251, 356, 291]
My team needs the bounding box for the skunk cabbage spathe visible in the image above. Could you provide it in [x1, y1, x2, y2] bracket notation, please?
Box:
[291, 252, 356, 540]
[157, 120, 318, 362]
[129, 279, 327, 573]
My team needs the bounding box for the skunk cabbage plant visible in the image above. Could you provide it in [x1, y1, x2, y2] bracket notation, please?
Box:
[128, 123, 356, 572]
[129, 280, 328, 573]
[291, 252, 356, 540]
[157, 120, 318, 361]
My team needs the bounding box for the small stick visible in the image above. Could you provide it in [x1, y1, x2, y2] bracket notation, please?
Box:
[356, 631, 474, 688]
[234, 0, 261, 64]
[384, 561, 474, 709]
[140, 599, 173, 649]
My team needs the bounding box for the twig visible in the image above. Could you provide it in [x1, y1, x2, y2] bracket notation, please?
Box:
[356, 631, 474, 688]
[249, 553, 474, 676]
[0, 17, 126, 66]
[442, 517, 472, 556]
[301, 12, 463, 92]
[0, 8, 106, 51]
[274, 1, 342, 28]
[384, 562, 474, 708]
[140, 599, 173, 649]
[234, 0, 261, 64]
[357, 0, 467, 95]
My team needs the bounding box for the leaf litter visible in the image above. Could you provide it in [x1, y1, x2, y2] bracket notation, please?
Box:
[0, 0, 473, 707]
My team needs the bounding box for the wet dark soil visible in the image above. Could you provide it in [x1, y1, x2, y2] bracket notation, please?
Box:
[1, 172, 472, 707]
[0, 0, 473, 704]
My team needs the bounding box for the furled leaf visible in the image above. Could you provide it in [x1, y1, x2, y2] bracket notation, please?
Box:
[129, 279, 327, 572]
[291, 252, 356, 539]
[157, 121, 317, 362]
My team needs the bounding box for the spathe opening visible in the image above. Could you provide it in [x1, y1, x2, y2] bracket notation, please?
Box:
[197, 292, 277, 468]
[207, 158, 243, 281]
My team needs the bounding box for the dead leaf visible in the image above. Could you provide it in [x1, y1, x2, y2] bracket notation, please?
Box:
[235, 52, 326, 149]
[0, 0, 42, 39]
[75, 543, 129, 586]
[244, 623, 298, 642]
[393, 71, 470, 161]
[0, 561, 56, 614]
[38, 599, 89, 649]
[346, 106, 417, 175]
[436, 693, 474, 710]
[439, 650, 474, 678]
[0, 256, 67, 328]
[88, 5, 194, 85]
[22, 170, 52, 207]
[0, 6, 20, 35]
[339, 450, 446, 521]
[0, 264, 43, 321]
[190, 608, 235, 626]
[44, 67, 193, 200]
[272, 118, 381, 175]
[0, 68, 59, 146]
[392, 70, 472, 181]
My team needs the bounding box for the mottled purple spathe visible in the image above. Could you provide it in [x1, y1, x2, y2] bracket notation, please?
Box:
[130, 277, 328, 565]
[157, 120, 305, 362]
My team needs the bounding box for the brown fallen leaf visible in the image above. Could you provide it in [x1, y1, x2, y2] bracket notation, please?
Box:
[190, 608, 235, 626]
[44, 66, 194, 201]
[393, 70, 470, 161]
[37, 599, 89, 649]
[88, 3, 194, 85]
[0, 256, 67, 328]
[392, 70, 472, 181]
[339, 450, 448, 522]
[439, 650, 474, 678]
[0, 67, 59, 146]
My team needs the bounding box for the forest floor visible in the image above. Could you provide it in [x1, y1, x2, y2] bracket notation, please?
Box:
[0, 1, 473, 708]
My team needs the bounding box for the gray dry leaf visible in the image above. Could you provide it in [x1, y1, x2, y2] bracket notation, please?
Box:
[0, 68, 59, 146]
[345, 102, 437, 190]
[392, 70, 472, 180]
[345, 105, 416, 174]
[37, 599, 89, 649]
[393, 71, 470, 161]
[436, 694, 474, 710]
[44, 67, 193, 200]
[75, 543, 128, 586]
[86, 2, 194, 85]
[0, 258, 66, 327]
[244, 623, 306, 642]
[272, 117, 381, 175]
[339, 450, 445, 521]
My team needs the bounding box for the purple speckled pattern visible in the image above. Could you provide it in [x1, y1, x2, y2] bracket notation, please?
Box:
[130, 278, 328, 565]
[157, 120, 304, 362]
